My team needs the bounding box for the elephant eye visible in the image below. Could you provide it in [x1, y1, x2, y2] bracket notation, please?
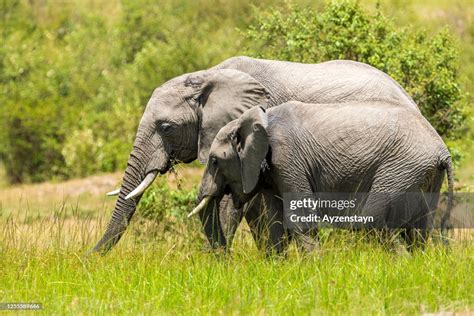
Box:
[194, 94, 204, 106]
[211, 156, 218, 166]
[159, 122, 173, 133]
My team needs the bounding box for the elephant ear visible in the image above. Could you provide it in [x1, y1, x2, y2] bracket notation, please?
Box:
[192, 69, 269, 163]
[233, 107, 269, 194]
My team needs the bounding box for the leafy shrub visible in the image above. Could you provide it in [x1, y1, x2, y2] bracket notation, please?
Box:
[242, 1, 469, 160]
[138, 176, 198, 221]
[1, 33, 73, 182]
[0, 2, 117, 182]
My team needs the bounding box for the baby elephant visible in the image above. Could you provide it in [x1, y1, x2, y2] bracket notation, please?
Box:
[190, 101, 453, 253]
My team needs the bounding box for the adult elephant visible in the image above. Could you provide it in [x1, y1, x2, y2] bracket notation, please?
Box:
[92, 56, 419, 254]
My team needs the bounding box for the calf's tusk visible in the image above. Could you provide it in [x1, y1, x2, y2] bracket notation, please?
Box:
[188, 196, 211, 218]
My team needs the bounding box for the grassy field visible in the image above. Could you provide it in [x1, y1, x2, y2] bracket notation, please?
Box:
[1, 0, 473, 314]
[1, 166, 473, 314]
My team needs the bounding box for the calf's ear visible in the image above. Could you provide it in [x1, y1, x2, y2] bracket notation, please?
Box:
[234, 107, 269, 194]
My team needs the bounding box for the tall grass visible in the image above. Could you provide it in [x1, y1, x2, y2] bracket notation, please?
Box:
[1, 205, 473, 314]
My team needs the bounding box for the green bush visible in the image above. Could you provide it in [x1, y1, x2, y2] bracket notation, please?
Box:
[242, 1, 469, 160]
[138, 176, 198, 221]
[0, 2, 117, 182]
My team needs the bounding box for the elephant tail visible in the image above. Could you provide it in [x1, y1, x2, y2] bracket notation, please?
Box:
[440, 156, 454, 240]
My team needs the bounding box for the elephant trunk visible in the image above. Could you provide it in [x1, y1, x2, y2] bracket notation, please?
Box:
[193, 167, 227, 249]
[92, 152, 148, 254]
[92, 127, 168, 254]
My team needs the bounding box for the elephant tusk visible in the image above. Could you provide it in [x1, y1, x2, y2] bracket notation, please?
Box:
[188, 196, 211, 218]
[125, 171, 158, 200]
[106, 188, 120, 196]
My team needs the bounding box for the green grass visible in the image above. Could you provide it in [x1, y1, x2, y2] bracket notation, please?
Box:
[1, 207, 473, 315]
[2, 239, 473, 314]
[1, 166, 473, 315]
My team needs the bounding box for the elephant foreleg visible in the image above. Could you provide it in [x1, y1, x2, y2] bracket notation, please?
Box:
[244, 189, 289, 255]
[243, 194, 268, 252]
[214, 193, 278, 252]
[218, 194, 244, 248]
[263, 189, 288, 255]
[216, 191, 290, 255]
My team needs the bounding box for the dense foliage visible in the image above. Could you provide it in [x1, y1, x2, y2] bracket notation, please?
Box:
[0, 0, 258, 183]
[139, 176, 198, 222]
[0, 0, 470, 183]
[243, 1, 469, 157]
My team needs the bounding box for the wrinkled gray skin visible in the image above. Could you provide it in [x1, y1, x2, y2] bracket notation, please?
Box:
[92, 56, 420, 253]
[197, 103, 453, 253]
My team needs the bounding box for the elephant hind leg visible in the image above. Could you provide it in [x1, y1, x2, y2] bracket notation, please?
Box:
[400, 193, 431, 250]
[402, 228, 429, 251]
[390, 167, 445, 249]
[404, 169, 445, 248]
[360, 178, 401, 246]
[399, 195, 431, 250]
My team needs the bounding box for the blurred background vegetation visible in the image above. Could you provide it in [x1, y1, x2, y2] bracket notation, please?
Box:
[0, 0, 472, 185]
